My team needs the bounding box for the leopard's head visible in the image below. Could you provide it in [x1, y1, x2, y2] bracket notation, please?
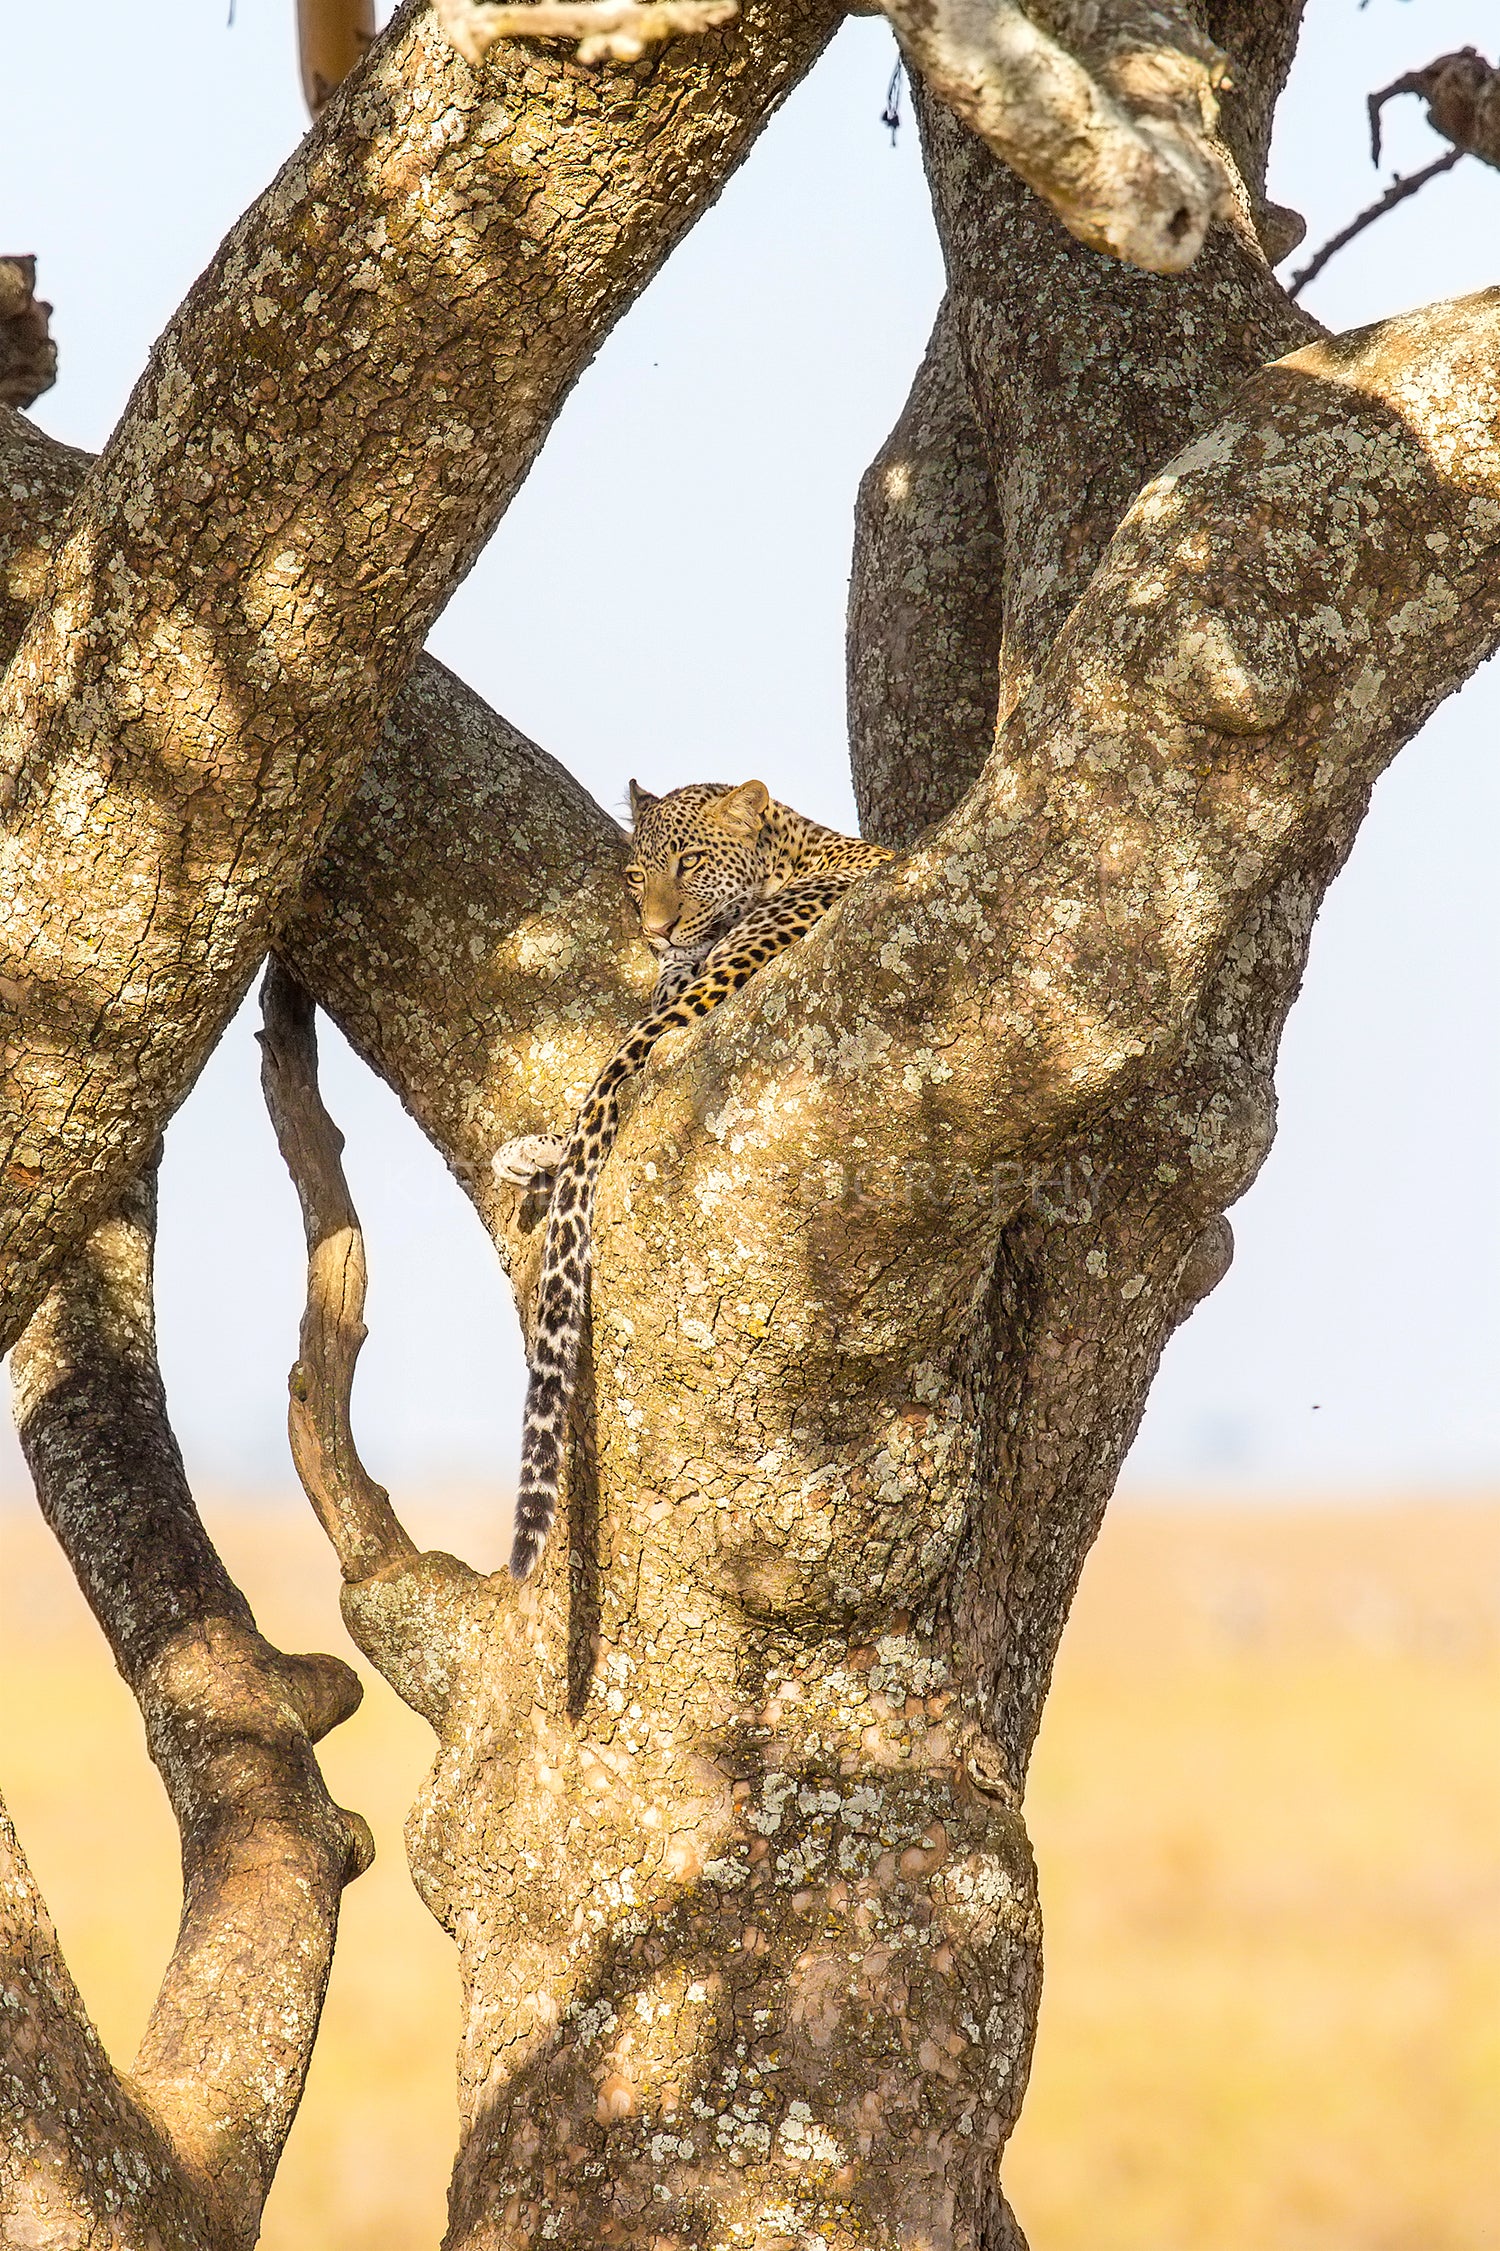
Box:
[625, 780, 771, 960]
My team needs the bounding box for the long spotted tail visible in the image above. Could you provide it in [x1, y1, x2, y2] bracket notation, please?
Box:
[510, 1147, 598, 1579]
[507, 948, 793, 1579]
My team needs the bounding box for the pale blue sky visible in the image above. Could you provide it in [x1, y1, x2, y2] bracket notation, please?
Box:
[1, 0, 1497, 1509]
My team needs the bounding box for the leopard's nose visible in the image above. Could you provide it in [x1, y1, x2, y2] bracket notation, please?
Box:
[643, 915, 678, 941]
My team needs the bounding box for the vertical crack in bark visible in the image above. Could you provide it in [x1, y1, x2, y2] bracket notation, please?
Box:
[6, 1156, 371, 2248]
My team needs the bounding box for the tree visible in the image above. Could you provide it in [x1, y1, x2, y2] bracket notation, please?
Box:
[2, 3, 1497, 2244]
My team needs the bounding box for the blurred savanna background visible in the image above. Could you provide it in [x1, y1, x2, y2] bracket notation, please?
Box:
[4, 1, 1500, 2246]
[7, 1490, 1498, 2251]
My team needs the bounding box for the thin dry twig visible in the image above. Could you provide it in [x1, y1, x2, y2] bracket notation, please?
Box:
[433, 0, 737, 67]
[1288, 147, 1461, 297]
[1291, 46, 1500, 295]
[258, 956, 418, 1582]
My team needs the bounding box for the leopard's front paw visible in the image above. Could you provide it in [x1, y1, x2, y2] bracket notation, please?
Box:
[492, 1133, 566, 1189]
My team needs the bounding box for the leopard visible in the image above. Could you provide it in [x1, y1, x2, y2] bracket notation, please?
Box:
[494, 778, 893, 1581]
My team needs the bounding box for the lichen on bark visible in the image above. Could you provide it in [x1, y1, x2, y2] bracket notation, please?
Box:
[4, 1, 1500, 2246]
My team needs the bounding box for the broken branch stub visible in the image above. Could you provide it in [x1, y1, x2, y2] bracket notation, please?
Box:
[883, 0, 1240, 274]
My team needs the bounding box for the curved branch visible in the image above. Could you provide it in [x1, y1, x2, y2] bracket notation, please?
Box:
[7, 1160, 370, 2248]
[257, 958, 418, 1582]
[1369, 45, 1500, 170]
[612, 289, 1500, 1441]
[257, 954, 501, 1734]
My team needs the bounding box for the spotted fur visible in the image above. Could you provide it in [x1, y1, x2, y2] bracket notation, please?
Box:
[499, 780, 892, 1581]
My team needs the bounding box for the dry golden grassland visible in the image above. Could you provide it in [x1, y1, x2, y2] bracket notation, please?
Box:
[3, 1492, 1497, 2251]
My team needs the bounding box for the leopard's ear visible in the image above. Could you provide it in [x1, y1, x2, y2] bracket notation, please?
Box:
[628, 779, 658, 825]
[715, 779, 771, 834]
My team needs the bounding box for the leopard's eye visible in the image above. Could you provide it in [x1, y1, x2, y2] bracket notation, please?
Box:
[624, 866, 644, 889]
[677, 851, 704, 873]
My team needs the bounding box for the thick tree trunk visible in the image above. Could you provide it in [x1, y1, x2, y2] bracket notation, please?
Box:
[7, 4, 1500, 2246]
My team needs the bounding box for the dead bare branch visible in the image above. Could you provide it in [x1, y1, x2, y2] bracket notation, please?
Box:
[433, 0, 737, 68]
[7, 1159, 371, 2247]
[1289, 148, 1461, 298]
[1291, 47, 1500, 296]
[1369, 45, 1500, 168]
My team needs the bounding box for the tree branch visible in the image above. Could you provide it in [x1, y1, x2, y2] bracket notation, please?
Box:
[847, 297, 1007, 849]
[434, 0, 739, 67]
[257, 958, 419, 1583]
[256, 952, 505, 1735]
[590, 292, 1500, 1627]
[1369, 44, 1500, 170]
[1287, 45, 1500, 296]
[7, 1160, 371, 2247]
[0, 0, 844, 1361]
[1289, 148, 1461, 298]
[885, 0, 1246, 275]
[0, 403, 644, 1447]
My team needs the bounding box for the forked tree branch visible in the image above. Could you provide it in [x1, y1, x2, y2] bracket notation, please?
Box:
[0, 0, 845, 1362]
[6, 1161, 371, 2249]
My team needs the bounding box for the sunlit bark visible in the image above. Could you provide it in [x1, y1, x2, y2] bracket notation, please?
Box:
[0, 0, 842, 1355]
[5, 1163, 368, 2251]
[5, 1, 1500, 2244]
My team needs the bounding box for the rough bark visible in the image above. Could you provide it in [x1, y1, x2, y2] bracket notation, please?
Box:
[0, 0, 842, 1358]
[847, 298, 1008, 850]
[4, 1161, 369, 2250]
[277, 287, 1500, 2248]
[7, 2, 1500, 2244]
[884, 0, 1242, 275]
